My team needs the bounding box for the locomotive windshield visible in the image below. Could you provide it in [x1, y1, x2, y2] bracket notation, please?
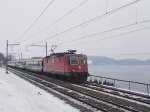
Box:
[68, 55, 87, 64]
[69, 55, 78, 64]
[79, 55, 87, 64]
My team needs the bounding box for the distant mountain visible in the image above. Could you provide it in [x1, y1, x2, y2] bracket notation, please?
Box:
[88, 56, 150, 65]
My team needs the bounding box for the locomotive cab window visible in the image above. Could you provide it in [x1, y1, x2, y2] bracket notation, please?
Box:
[69, 55, 78, 64]
[79, 56, 87, 64]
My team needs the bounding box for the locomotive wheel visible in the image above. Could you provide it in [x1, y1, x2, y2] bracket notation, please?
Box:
[68, 73, 88, 83]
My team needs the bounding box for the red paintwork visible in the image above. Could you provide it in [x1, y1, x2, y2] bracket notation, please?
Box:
[43, 56, 65, 74]
[43, 54, 88, 76]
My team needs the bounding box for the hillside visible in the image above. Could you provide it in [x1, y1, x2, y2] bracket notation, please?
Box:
[88, 56, 150, 65]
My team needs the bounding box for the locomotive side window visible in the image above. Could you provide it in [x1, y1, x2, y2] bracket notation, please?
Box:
[52, 56, 55, 64]
[70, 55, 78, 64]
[66, 56, 70, 64]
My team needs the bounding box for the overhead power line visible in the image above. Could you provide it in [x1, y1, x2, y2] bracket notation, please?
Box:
[15, 0, 55, 42]
[60, 26, 150, 46]
[59, 18, 150, 44]
[39, 0, 89, 31]
[36, 0, 140, 44]
[97, 26, 150, 41]
[21, 0, 89, 44]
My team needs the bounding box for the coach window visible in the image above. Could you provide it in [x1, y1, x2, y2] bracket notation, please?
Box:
[70, 55, 78, 64]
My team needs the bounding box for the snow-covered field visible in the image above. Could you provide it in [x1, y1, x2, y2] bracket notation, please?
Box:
[0, 67, 79, 112]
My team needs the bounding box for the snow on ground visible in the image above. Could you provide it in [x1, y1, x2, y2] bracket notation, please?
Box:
[0, 67, 79, 112]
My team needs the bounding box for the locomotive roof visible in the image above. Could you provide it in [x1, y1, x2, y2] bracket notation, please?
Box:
[46, 52, 75, 57]
[51, 52, 68, 56]
[45, 52, 85, 58]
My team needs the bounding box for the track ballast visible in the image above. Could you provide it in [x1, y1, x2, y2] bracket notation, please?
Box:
[9, 67, 150, 112]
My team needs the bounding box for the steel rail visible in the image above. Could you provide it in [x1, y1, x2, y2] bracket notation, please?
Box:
[9, 68, 125, 112]
[8, 67, 150, 112]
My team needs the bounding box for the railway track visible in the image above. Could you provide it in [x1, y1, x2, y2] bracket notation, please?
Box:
[86, 81, 150, 98]
[9, 67, 150, 112]
[80, 82, 150, 105]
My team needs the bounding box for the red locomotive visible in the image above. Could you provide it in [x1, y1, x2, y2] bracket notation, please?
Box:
[43, 50, 88, 82]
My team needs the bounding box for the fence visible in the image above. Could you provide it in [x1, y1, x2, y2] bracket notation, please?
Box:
[88, 75, 150, 95]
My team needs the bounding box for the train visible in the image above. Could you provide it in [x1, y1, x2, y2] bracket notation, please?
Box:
[8, 50, 89, 82]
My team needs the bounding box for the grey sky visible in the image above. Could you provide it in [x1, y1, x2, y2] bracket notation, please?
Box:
[0, 0, 150, 59]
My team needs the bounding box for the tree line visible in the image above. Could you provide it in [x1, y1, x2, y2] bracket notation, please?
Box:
[0, 52, 12, 65]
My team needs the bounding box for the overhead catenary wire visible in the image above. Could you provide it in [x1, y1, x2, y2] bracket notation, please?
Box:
[15, 0, 55, 42]
[20, 0, 89, 44]
[105, 0, 109, 14]
[100, 26, 150, 40]
[135, 0, 139, 23]
[59, 25, 150, 46]
[37, 0, 89, 33]
[59, 18, 150, 44]
[35, 0, 140, 44]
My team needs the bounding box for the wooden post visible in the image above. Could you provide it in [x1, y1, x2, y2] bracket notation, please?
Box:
[129, 81, 131, 90]
[147, 84, 149, 95]
[114, 79, 116, 87]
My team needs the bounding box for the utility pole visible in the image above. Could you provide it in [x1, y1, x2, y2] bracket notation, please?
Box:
[6, 40, 20, 74]
[21, 52, 22, 60]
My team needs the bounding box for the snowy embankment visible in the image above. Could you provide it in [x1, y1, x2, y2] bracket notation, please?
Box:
[0, 67, 79, 112]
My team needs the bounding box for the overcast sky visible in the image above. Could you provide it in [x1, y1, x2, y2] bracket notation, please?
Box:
[0, 0, 150, 59]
